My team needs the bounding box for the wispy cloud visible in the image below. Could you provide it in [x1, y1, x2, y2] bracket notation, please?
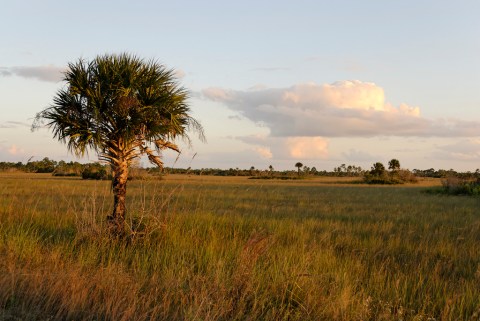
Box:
[174, 69, 186, 79]
[432, 139, 480, 162]
[0, 121, 30, 129]
[252, 67, 290, 72]
[203, 80, 480, 138]
[8, 144, 25, 156]
[228, 115, 243, 121]
[0, 65, 65, 82]
[342, 149, 378, 162]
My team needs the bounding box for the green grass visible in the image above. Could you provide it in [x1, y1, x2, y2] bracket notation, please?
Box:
[0, 173, 479, 320]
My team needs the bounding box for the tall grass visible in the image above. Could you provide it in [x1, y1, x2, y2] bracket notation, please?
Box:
[0, 174, 479, 320]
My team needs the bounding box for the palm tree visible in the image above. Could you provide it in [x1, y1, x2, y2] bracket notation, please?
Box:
[295, 162, 303, 177]
[33, 53, 204, 236]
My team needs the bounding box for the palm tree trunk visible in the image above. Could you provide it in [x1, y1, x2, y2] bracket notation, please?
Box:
[109, 159, 129, 236]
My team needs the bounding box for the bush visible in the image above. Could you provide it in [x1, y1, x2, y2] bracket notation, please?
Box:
[81, 163, 111, 180]
[364, 169, 418, 185]
[441, 177, 480, 196]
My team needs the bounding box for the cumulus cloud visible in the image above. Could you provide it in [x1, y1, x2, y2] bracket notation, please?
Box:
[0, 65, 65, 82]
[285, 137, 328, 159]
[237, 135, 328, 160]
[203, 80, 479, 137]
[253, 146, 273, 159]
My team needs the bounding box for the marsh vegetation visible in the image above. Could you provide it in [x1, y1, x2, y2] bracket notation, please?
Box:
[1, 173, 479, 320]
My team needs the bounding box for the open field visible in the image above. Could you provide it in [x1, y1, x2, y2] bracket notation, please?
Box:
[0, 173, 479, 320]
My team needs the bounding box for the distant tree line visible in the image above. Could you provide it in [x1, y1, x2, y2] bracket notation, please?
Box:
[1, 158, 479, 182]
[412, 168, 480, 179]
[0, 158, 110, 179]
[0, 158, 79, 174]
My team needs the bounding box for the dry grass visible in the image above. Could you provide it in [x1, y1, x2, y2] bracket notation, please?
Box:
[0, 173, 478, 320]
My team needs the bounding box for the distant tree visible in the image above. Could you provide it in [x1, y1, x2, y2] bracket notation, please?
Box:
[26, 157, 57, 173]
[370, 162, 386, 176]
[82, 162, 110, 180]
[388, 159, 401, 171]
[295, 162, 303, 176]
[33, 53, 204, 236]
[268, 165, 274, 176]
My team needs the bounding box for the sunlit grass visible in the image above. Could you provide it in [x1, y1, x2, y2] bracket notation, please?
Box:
[0, 173, 479, 320]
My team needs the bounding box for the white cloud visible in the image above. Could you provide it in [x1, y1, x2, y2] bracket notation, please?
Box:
[203, 80, 478, 137]
[253, 146, 273, 159]
[0, 65, 64, 82]
[236, 135, 328, 160]
[285, 137, 328, 159]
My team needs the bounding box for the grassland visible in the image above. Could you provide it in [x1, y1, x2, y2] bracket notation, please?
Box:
[0, 173, 479, 320]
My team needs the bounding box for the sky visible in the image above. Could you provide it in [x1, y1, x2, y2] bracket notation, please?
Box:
[1, 0, 479, 171]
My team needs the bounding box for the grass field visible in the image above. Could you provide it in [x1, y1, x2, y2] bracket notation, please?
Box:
[0, 173, 479, 320]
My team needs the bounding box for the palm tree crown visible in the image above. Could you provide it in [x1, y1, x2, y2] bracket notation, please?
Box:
[34, 53, 203, 166]
[33, 53, 204, 235]
[295, 162, 303, 177]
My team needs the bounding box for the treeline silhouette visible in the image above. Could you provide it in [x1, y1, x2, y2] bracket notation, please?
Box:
[1, 157, 479, 180]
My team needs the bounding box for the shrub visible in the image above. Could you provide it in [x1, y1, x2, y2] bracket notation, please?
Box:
[364, 169, 417, 185]
[441, 177, 480, 196]
[81, 163, 111, 180]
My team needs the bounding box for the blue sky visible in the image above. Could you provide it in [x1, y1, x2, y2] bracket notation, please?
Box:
[1, 0, 479, 171]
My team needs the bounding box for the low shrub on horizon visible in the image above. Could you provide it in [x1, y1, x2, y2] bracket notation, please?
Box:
[364, 169, 418, 185]
[440, 176, 480, 196]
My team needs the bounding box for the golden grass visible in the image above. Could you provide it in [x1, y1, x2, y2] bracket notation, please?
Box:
[0, 173, 478, 320]
[163, 173, 442, 187]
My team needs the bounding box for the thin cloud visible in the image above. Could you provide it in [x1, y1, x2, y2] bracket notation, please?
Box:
[432, 139, 480, 161]
[174, 69, 186, 79]
[342, 149, 378, 162]
[203, 80, 480, 138]
[0, 65, 65, 82]
[8, 144, 25, 155]
[0, 121, 30, 128]
[252, 67, 290, 72]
